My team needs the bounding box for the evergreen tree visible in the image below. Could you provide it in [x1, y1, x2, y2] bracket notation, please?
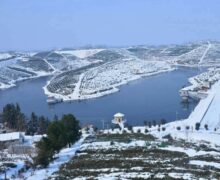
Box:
[47, 120, 66, 153]
[26, 112, 39, 135]
[16, 113, 26, 131]
[35, 137, 53, 168]
[61, 114, 81, 147]
[2, 104, 17, 129]
[38, 116, 50, 134]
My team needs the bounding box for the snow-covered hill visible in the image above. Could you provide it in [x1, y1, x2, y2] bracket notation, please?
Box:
[1, 41, 220, 100]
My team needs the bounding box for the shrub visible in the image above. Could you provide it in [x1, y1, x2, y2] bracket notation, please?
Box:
[162, 127, 166, 131]
[127, 125, 133, 132]
[161, 119, 167, 125]
[137, 129, 141, 134]
[204, 124, 208, 130]
[153, 120, 157, 127]
[176, 126, 181, 131]
[145, 128, 149, 133]
[195, 123, 200, 131]
[148, 122, 152, 128]
[186, 126, 190, 130]
[93, 126, 98, 132]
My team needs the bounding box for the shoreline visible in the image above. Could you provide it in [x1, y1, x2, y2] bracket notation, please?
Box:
[0, 72, 54, 91]
[43, 67, 176, 102]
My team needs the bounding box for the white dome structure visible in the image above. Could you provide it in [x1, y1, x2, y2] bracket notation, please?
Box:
[112, 112, 126, 130]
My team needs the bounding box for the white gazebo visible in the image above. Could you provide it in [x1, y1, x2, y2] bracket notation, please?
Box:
[112, 113, 126, 130]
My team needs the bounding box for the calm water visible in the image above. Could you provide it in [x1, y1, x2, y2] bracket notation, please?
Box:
[0, 67, 203, 128]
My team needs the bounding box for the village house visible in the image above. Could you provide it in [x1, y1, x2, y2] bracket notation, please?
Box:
[0, 132, 25, 149]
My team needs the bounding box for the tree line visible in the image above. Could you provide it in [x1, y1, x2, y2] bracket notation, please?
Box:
[1, 103, 50, 135]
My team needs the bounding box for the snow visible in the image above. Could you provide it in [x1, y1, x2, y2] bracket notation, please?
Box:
[22, 134, 88, 180]
[0, 53, 13, 60]
[189, 160, 220, 169]
[160, 146, 220, 157]
[199, 41, 211, 64]
[185, 80, 220, 128]
[114, 113, 125, 117]
[44, 59, 174, 101]
[56, 49, 105, 58]
[0, 160, 25, 180]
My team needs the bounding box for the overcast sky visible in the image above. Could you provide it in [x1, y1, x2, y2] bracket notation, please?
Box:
[1, 0, 220, 51]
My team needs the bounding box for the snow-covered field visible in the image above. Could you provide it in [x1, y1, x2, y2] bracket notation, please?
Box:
[50, 129, 220, 179]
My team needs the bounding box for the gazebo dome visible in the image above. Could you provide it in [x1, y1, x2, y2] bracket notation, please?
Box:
[114, 113, 124, 118]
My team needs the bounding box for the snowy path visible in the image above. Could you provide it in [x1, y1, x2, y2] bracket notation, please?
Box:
[69, 73, 84, 100]
[23, 135, 87, 180]
[199, 41, 211, 64]
[43, 59, 57, 72]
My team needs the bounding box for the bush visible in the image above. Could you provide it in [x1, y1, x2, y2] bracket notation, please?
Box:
[145, 128, 149, 133]
[148, 122, 152, 128]
[186, 126, 190, 130]
[137, 129, 141, 134]
[176, 126, 181, 131]
[162, 127, 166, 131]
[153, 120, 157, 127]
[195, 123, 200, 131]
[204, 124, 208, 130]
[127, 125, 133, 132]
[93, 126, 98, 132]
[161, 119, 167, 125]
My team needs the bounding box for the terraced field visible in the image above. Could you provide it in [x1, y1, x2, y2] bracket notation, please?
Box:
[50, 133, 220, 179]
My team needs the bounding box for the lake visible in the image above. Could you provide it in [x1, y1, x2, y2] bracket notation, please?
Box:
[0, 67, 203, 128]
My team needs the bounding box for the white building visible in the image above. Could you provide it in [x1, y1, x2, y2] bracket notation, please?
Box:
[112, 113, 126, 130]
[0, 132, 25, 144]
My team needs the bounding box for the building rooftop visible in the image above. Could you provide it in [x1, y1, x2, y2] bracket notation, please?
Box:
[0, 132, 24, 142]
[114, 113, 125, 118]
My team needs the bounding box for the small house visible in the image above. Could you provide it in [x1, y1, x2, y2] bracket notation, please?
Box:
[0, 132, 25, 148]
